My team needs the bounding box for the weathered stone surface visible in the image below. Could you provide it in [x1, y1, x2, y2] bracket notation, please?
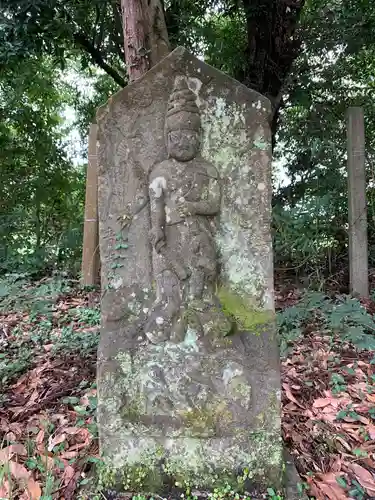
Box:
[97, 46, 282, 494]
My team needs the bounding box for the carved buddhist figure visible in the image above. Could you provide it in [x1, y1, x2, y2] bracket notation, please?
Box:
[146, 78, 229, 343]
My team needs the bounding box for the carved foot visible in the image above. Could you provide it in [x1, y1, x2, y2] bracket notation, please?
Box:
[170, 303, 204, 344]
[171, 261, 190, 281]
[145, 329, 169, 344]
[144, 302, 176, 344]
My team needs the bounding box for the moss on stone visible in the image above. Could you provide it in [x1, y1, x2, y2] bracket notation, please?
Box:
[119, 398, 143, 423]
[212, 336, 233, 348]
[182, 307, 202, 331]
[208, 309, 235, 337]
[217, 286, 274, 335]
[99, 462, 163, 492]
[179, 407, 215, 434]
[178, 400, 233, 436]
[98, 427, 284, 496]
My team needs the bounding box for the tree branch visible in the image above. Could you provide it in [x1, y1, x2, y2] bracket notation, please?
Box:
[112, 3, 126, 60]
[73, 32, 126, 87]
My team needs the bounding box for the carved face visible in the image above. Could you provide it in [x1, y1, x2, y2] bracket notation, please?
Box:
[167, 129, 200, 162]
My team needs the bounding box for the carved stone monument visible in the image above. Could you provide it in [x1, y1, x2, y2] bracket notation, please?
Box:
[97, 47, 282, 494]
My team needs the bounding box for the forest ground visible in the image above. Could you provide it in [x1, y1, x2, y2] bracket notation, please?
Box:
[1, 276, 375, 499]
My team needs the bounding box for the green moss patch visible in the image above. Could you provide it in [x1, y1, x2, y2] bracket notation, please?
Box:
[217, 287, 274, 335]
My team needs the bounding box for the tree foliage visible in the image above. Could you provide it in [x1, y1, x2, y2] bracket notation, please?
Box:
[273, 0, 375, 276]
[0, 57, 84, 273]
[0, 0, 305, 116]
[1, 0, 375, 281]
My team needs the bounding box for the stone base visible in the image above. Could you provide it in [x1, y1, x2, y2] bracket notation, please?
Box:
[100, 434, 283, 493]
[284, 450, 307, 500]
[77, 448, 305, 500]
[98, 325, 283, 495]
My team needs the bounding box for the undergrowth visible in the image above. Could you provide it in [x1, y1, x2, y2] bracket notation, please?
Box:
[278, 291, 375, 356]
[0, 273, 100, 388]
[3, 275, 375, 498]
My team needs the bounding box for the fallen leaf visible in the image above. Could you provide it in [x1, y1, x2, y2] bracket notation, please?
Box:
[313, 398, 333, 408]
[62, 465, 75, 486]
[317, 482, 347, 500]
[62, 427, 81, 435]
[0, 480, 10, 498]
[348, 463, 375, 493]
[9, 444, 27, 455]
[9, 460, 30, 481]
[25, 390, 39, 409]
[27, 478, 41, 500]
[336, 436, 351, 451]
[35, 429, 44, 449]
[66, 428, 91, 451]
[0, 443, 27, 463]
[62, 466, 79, 500]
[282, 383, 304, 408]
[316, 472, 348, 500]
[60, 451, 78, 460]
[38, 454, 55, 471]
[322, 405, 336, 414]
[331, 456, 342, 472]
[48, 433, 66, 452]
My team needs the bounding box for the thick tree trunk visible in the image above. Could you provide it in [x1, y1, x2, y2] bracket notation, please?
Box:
[242, 0, 305, 104]
[120, 0, 170, 82]
[145, 0, 170, 67]
[121, 0, 149, 81]
[241, 0, 305, 147]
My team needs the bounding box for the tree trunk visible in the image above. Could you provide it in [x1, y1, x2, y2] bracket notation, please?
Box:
[144, 0, 170, 67]
[120, 0, 170, 82]
[241, 0, 305, 145]
[121, 0, 149, 81]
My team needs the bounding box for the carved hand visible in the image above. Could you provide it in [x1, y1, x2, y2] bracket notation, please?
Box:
[176, 199, 194, 218]
[150, 228, 165, 253]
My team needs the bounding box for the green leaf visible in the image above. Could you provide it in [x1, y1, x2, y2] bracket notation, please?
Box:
[336, 476, 347, 488]
[62, 396, 80, 405]
[352, 448, 368, 457]
[336, 409, 348, 420]
[73, 405, 88, 415]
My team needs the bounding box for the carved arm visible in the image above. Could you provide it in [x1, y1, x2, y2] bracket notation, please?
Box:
[180, 177, 221, 216]
[149, 176, 166, 252]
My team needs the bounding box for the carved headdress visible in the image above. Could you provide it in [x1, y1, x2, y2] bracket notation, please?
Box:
[165, 79, 200, 133]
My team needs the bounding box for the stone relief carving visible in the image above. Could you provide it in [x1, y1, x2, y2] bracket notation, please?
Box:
[97, 50, 281, 487]
[145, 78, 232, 344]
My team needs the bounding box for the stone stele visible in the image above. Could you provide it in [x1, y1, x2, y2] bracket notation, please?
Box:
[97, 46, 282, 494]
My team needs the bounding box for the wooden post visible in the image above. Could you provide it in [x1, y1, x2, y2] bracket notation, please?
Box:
[347, 107, 369, 298]
[81, 123, 100, 286]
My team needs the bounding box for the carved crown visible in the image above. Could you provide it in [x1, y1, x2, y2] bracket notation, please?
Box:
[165, 78, 201, 132]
